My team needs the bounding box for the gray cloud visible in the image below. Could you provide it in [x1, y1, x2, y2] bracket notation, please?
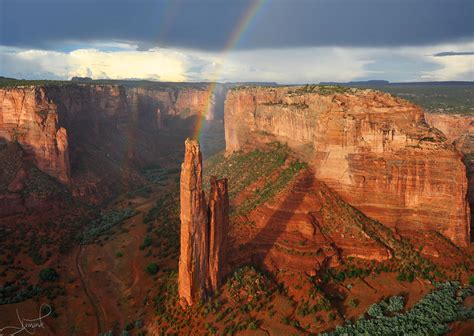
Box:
[0, 0, 473, 51]
[433, 51, 474, 57]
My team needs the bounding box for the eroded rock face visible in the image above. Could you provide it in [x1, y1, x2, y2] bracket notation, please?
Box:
[425, 113, 474, 143]
[0, 87, 70, 184]
[179, 139, 209, 306]
[208, 176, 229, 292]
[225, 87, 470, 246]
[126, 86, 216, 124]
[426, 113, 474, 223]
[178, 139, 229, 307]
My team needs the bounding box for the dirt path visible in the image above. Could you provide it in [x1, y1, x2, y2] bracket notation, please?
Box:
[124, 228, 142, 297]
[76, 245, 106, 334]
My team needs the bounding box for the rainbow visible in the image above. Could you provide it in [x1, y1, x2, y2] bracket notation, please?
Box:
[191, 0, 266, 141]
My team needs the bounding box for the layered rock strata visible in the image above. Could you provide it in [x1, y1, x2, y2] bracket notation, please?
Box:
[425, 113, 474, 143]
[225, 86, 470, 246]
[0, 88, 70, 184]
[178, 139, 229, 306]
[426, 113, 474, 222]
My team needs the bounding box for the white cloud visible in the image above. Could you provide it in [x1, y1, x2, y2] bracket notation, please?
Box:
[1, 46, 188, 81]
[0, 41, 472, 83]
[423, 54, 473, 81]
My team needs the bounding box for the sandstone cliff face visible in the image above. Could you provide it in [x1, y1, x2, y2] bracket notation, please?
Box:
[425, 113, 474, 143]
[179, 139, 209, 306]
[126, 86, 215, 124]
[178, 139, 229, 306]
[208, 176, 229, 292]
[225, 86, 470, 246]
[0, 87, 70, 184]
[426, 113, 474, 222]
[176, 88, 215, 120]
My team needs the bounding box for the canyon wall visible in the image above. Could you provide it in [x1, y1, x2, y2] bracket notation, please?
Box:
[0, 88, 70, 184]
[0, 84, 219, 203]
[126, 86, 216, 125]
[225, 86, 470, 246]
[425, 113, 474, 143]
[426, 112, 474, 221]
[178, 139, 229, 307]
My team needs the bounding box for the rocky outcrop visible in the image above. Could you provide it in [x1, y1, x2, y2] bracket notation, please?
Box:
[208, 176, 229, 292]
[179, 139, 209, 306]
[0, 87, 70, 184]
[178, 139, 228, 307]
[225, 86, 470, 247]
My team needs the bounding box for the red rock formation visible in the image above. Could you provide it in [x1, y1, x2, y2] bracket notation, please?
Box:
[179, 139, 209, 307]
[208, 176, 229, 292]
[225, 86, 470, 247]
[0, 87, 70, 184]
[126, 86, 216, 123]
[178, 139, 229, 307]
[425, 113, 474, 143]
[426, 113, 474, 222]
[227, 169, 393, 274]
[175, 88, 215, 120]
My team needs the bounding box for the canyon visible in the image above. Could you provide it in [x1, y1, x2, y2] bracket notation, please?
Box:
[0, 81, 472, 335]
[0, 83, 225, 212]
[178, 139, 229, 306]
[225, 86, 470, 247]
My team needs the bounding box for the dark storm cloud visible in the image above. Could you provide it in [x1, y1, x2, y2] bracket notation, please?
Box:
[1, 0, 473, 51]
[433, 51, 474, 57]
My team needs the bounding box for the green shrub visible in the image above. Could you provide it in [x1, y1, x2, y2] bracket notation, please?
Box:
[145, 263, 159, 275]
[367, 303, 384, 318]
[39, 268, 59, 282]
[140, 235, 153, 249]
[80, 208, 136, 243]
[386, 296, 404, 313]
[349, 299, 359, 308]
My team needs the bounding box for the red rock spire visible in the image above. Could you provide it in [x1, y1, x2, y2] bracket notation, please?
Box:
[178, 138, 208, 307]
[208, 176, 229, 292]
[178, 139, 229, 307]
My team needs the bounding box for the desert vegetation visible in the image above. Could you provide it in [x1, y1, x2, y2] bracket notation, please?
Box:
[80, 208, 136, 244]
[321, 281, 474, 335]
[204, 142, 306, 217]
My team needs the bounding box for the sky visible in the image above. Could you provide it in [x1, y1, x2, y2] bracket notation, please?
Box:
[0, 0, 473, 83]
